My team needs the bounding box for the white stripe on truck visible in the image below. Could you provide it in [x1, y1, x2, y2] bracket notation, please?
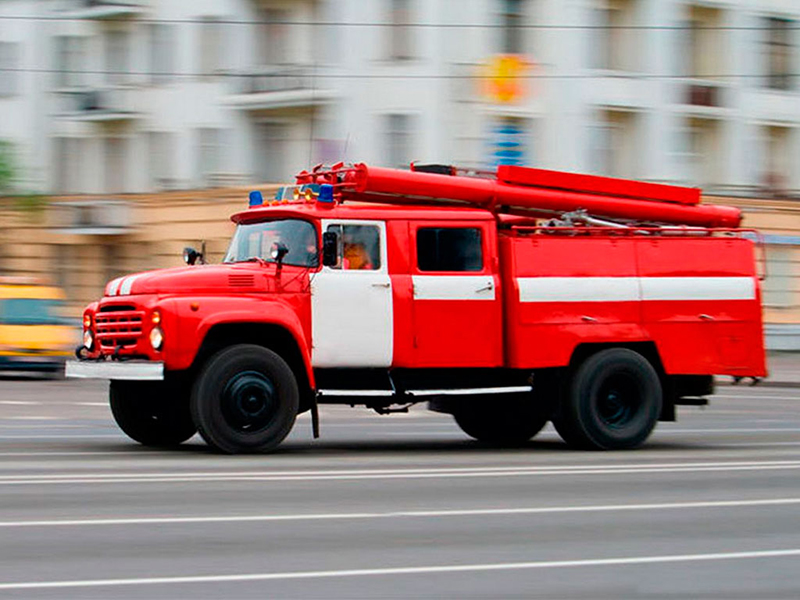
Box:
[518, 277, 755, 303]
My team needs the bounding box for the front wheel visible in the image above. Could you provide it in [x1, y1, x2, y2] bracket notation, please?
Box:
[191, 344, 299, 454]
[552, 348, 662, 450]
[110, 380, 197, 447]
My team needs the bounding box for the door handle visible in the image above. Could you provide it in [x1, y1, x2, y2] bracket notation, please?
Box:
[699, 313, 715, 321]
[476, 283, 494, 293]
[581, 315, 598, 323]
[372, 282, 390, 288]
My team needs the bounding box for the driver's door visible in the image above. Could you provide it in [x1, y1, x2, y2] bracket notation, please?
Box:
[310, 220, 393, 367]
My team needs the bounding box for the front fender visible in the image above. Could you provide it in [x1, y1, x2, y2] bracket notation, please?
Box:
[164, 296, 313, 386]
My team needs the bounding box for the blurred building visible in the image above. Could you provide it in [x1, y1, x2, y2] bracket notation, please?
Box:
[0, 0, 798, 346]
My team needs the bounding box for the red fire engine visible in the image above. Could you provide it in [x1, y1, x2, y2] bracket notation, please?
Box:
[66, 163, 767, 453]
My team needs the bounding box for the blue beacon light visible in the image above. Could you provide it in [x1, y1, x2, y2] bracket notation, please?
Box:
[317, 184, 334, 204]
[248, 190, 264, 207]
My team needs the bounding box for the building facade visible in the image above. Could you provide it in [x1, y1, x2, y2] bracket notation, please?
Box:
[0, 0, 799, 346]
[0, 0, 799, 195]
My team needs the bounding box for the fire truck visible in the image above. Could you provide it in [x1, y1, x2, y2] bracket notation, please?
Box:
[65, 163, 767, 453]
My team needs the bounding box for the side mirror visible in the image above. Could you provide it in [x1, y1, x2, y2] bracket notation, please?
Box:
[270, 241, 289, 264]
[322, 231, 338, 267]
[183, 247, 203, 266]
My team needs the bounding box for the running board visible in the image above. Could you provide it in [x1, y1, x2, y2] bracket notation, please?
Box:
[316, 386, 532, 399]
[316, 389, 394, 398]
[406, 386, 533, 397]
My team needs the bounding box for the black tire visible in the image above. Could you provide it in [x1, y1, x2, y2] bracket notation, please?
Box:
[110, 380, 197, 447]
[453, 393, 550, 446]
[190, 344, 299, 454]
[552, 348, 662, 450]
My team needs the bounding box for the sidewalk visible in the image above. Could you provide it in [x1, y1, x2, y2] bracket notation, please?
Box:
[716, 352, 800, 388]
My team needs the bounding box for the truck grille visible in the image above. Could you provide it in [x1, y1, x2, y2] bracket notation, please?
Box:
[95, 306, 144, 349]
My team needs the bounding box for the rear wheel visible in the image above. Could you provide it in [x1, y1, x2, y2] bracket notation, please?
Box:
[109, 380, 196, 447]
[552, 348, 662, 450]
[191, 344, 299, 454]
[453, 393, 550, 446]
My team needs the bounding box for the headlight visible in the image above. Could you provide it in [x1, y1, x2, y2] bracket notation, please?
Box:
[83, 329, 93, 350]
[149, 326, 164, 351]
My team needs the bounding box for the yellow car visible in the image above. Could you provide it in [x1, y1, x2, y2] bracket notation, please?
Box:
[0, 278, 74, 377]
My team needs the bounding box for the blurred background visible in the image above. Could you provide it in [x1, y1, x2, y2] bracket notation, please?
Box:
[0, 0, 798, 353]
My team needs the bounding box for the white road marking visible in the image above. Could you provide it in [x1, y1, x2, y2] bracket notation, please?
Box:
[712, 394, 800, 401]
[0, 434, 122, 439]
[660, 427, 800, 434]
[1, 460, 799, 486]
[3, 416, 59, 421]
[0, 548, 799, 590]
[0, 401, 42, 405]
[2, 497, 799, 529]
[0, 451, 168, 457]
[73, 402, 107, 407]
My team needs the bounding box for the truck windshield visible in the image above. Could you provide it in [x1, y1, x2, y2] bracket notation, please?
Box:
[0, 298, 66, 325]
[224, 219, 319, 268]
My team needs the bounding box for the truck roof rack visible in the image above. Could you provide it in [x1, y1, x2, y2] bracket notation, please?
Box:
[295, 163, 742, 228]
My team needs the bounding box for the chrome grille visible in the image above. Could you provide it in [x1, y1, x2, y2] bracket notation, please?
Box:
[95, 306, 144, 349]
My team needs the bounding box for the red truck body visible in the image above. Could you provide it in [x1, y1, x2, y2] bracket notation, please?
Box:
[66, 163, 767, 453]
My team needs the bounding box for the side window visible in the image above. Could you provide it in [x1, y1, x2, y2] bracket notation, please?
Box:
[326, 224, 381, 271]
[417, 227, 483, 272]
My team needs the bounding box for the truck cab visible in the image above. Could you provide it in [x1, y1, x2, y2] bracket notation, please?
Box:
[66, 163, 766, 454]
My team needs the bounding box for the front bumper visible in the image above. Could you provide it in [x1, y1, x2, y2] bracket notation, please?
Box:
[65, 360, 164, 381]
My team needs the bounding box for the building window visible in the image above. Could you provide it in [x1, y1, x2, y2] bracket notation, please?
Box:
[54, 36, 85, 88]
[683, 6, 724, 79]
[675, 118, 721, 189]
[500, 0, 525, 54]
[590, 110, 639, 178]
[762, 125, 792, 195]
[256, 122, 290, 183]
[149, 24, 174, 85]
[389, 0, 413, 60]
[54, 138, 84, 194]
[106, 31, 129, 86]
[258, 9, 290, 65]
[592, 0, 638, 71]
[385, 114, 414, 168]
[197, 128, 223, 187]
[417, 228, 483, 272]
[0, 42, 19, 97]
[199, 17, 222, 76]
[762, 246, 796, 308]
[104, 137, 126, 193]
[766, 17, 793, 91]
[147, 132, 176, 191]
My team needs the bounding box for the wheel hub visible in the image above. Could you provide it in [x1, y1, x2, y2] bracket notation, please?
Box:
[221, 371, 277, 433]
[596, 375, 638, 429]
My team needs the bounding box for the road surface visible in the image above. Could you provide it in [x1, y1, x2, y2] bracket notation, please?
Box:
[0, 378, 799, 598]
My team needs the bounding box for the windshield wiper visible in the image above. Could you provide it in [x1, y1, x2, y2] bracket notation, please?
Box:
[230, 257, 271, 266]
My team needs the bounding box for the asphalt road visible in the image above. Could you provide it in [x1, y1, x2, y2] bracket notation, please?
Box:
[0, 378, 799, 599]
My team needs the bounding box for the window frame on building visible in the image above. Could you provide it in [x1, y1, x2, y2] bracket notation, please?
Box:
[0, 42, 20, 97]
[148, 23, 175, 85]
[499, 0, 526, 55]
[388, 0, 413, 61]
[384, 113, 415, 168]
[765, 16, 794, 92]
